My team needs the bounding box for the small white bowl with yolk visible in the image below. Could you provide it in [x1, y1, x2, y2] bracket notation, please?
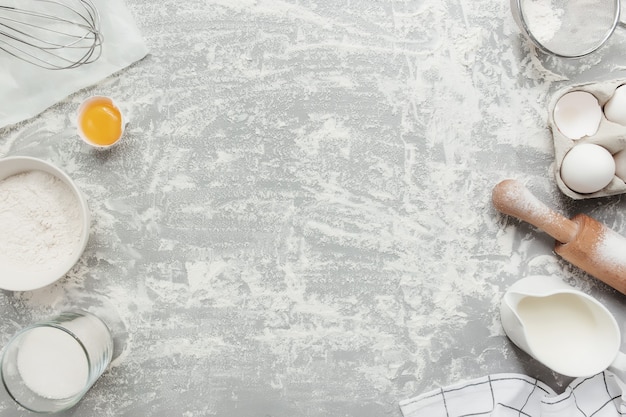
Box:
[77, 96, 125, 149]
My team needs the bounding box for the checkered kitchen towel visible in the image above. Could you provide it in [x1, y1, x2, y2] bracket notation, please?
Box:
[400, 372, 626, 416]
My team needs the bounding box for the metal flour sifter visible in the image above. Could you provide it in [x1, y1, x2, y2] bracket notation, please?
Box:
[511, 0, 623, 58]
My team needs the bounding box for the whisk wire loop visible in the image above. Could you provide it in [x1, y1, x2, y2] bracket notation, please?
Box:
[0, 0, 103, 70]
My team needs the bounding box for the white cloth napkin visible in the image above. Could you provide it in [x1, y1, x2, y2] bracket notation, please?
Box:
[400, 372, 626, 417]
[0, 0, 148, 129]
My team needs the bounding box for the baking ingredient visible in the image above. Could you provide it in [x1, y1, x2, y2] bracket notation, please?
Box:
[517, 293, 615, 376]
[560, 143, 615, 194]
[613, 150, 626, 182]
[78, 97, 123, 146]
[597, 228, 626, 269]
[17, 327, 89, 399]
[0, 170, 83, 275]
[520, 0, 564, 46]
[553, 91, 602, 140]
[519, 0, 618, 57]
[603, 85, 626, 126]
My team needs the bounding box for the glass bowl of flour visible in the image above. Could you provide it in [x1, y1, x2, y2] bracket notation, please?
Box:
[0, 156, 90, 291]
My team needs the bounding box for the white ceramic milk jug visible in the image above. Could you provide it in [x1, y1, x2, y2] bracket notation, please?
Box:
[501, 275, 626, 379]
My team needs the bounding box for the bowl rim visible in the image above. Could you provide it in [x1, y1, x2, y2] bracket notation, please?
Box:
[0, 156, 90, 291]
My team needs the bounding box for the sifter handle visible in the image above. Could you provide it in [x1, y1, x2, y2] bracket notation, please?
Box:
[492, 179, 579, 244]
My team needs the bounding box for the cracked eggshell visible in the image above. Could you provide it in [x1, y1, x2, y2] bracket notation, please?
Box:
[548, 79, 626, 199]
[553, 91, 602, 140]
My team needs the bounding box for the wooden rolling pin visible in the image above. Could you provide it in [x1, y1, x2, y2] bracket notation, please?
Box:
[492, 179, 626, 294]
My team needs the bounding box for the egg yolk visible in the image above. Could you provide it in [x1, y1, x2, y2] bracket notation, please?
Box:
[79, 100, 123, 146]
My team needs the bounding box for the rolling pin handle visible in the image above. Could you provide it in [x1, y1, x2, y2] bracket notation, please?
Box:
[492, 179, 579, 244]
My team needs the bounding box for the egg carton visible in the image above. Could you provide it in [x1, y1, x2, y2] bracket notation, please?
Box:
[548, 79, 626, 200]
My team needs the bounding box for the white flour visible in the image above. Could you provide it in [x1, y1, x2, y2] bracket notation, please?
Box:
[521, 0, 564, 45]
[596, 229, 626, 268]
[521, 0, 616, 55]
[0, 170, 82, 275]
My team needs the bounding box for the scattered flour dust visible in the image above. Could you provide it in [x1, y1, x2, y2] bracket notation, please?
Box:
[0, 170, 83, 276]
[596, 229, 626, 269]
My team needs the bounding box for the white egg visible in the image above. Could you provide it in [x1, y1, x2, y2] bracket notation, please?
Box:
[604, 85, 626, 126]
[553, 91, 602, 140]
[614, 149, 626, 182]
[560, 143, 615, 194]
